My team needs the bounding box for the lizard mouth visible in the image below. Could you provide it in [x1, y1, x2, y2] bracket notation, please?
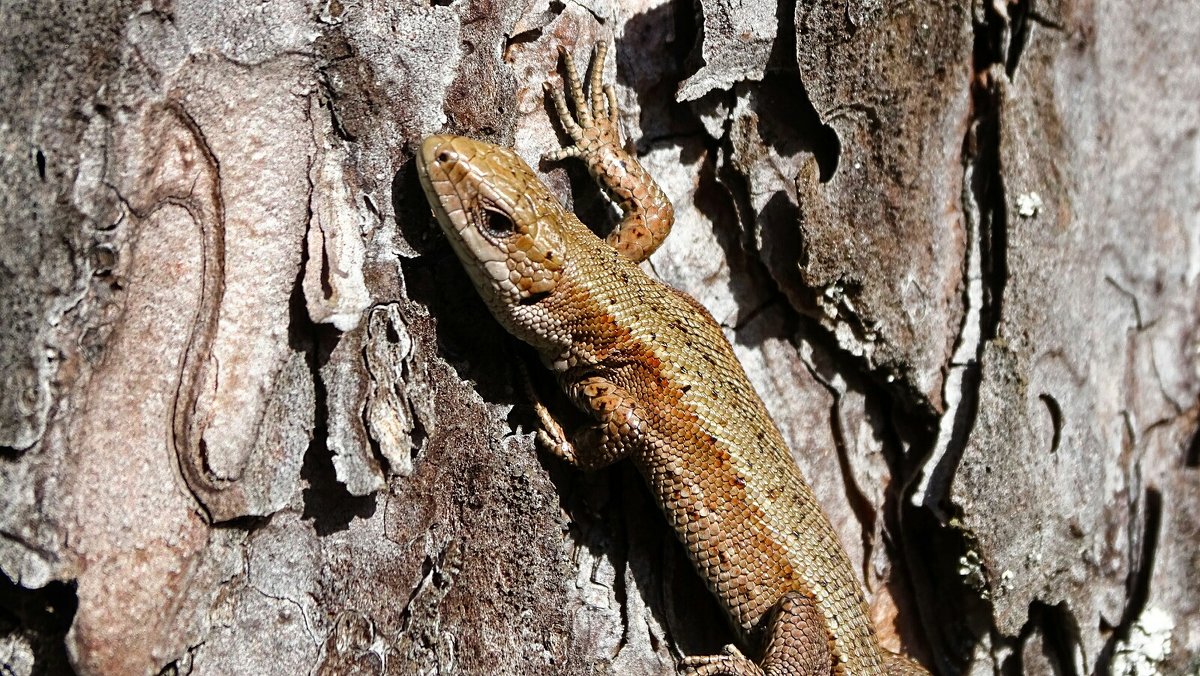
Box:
[416, 135, 480, 240]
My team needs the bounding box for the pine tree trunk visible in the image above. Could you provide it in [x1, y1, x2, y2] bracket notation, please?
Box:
[1, 1, 1196, 674]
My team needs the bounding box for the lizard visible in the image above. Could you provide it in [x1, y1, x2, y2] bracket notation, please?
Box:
[415, 40, 929, 676]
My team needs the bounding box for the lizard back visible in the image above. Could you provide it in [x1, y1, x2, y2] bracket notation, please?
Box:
[541, 219, 888, 673]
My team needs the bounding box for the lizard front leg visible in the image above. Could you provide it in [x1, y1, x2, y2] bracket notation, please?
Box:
[531, 374, 641, 471]
[543, 41, 675, 263]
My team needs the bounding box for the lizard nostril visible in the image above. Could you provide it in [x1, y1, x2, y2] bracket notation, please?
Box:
[437, 150, 451, 163]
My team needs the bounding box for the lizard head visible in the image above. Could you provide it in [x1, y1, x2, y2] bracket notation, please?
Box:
[417, 136, 571, 300]
[417, 135, 571, 342]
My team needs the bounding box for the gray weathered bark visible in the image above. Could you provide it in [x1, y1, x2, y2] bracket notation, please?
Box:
[1, 1, 1196, 674]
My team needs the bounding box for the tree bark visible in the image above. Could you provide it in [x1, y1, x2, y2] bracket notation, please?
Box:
[1, 1, 1196, 674]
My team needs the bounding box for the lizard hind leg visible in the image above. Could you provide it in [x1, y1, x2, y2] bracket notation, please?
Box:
[758, 591, 834, 675]
[681, 591, 833, 676]
[883, 653, 930, 676]
[680, 644, 765, 676]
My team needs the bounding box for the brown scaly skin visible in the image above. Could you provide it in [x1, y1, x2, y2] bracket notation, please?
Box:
[415, 41, 928, 676]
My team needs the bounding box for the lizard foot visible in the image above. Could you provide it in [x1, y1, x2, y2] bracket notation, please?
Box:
[533, 402, 578, 464]
[542, 42, 621, 164]
[542, 40, 674, 262]
[680, 644, 766, 676]
[683, 591, 836, 675]
[522, 364, 632, 470]
[517, 360, 582, 464]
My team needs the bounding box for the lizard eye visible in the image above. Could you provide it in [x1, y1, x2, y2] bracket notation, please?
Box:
[482, 208, 516, 238]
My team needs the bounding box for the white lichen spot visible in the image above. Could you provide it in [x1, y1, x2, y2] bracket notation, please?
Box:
[1016, 191, 1043, 218]
[958, 550, 987, 594]
[998, 569, 1015, 596]
[1111, 607, 1174, 676]
[819, 284, 844, 319]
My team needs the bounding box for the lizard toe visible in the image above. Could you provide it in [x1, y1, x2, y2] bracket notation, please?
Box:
[681, 645, 766, 676]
